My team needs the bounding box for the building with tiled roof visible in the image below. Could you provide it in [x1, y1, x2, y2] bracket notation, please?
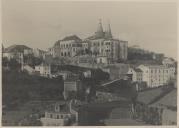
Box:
[127, 67, 143, 83]
[138, 64, 175, 88]
[49, 20, 128, 62]
[3, 44, 32, 62]
[34, 62, 51, 77]
[50, 35, 82, 57]
[4, 44, 31, 53]
[150, 89, 177, 108]
[61, 35, 82, 42]
[40, 100, 80, 126]
[135, 86, 176, 125]
[85, 20, 128, 61]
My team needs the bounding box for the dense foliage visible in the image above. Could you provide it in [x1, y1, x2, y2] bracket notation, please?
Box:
[2, 70, 64, 108]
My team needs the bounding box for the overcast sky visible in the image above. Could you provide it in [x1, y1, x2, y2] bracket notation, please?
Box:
[2, 0, 177, 59]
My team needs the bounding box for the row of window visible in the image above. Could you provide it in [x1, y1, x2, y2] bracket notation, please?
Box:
[60, 43, 82, 48]
[61, 52, 71, 56]
[48, 113, 69, 119]
[92, 42, 111, 46]
[150, 69, 168, 73]
[145, 69, 169, 73]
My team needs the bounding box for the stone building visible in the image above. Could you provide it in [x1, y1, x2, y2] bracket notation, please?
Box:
[50, 20, 128, 62]
[127, 67, 143, 82]
[138, 64, 175, 88]
[40, 100, 79, 126]
[85, 19, 128, 62]
[50, 35, 82, 57]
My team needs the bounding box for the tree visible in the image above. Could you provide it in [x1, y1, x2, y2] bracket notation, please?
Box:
[8, 58, 21, 71]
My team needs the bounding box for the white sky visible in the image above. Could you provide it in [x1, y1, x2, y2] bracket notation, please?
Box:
[1, 0, 177, 59]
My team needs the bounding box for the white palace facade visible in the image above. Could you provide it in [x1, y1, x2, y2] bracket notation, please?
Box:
[49, 20, 128, 62]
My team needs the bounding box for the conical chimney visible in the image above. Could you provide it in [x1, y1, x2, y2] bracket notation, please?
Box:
[105, 20, 112, 39]
[95, 19, 104, 38]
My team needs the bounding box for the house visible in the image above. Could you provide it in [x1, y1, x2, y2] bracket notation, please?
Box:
[162, 57, 175, 67]
[40, 100, 79, 126]
[51, 35, 83, 57]
[138, 64, 174, 88]
[127, 67, 143, 82]
[34, 63, 51, 77]
[51, 20, 128, 62]
[149, 89, 177, 125]
[3, 45, 32, 64]
[134, 86, 176, 125]
[22, 65, 35, 74]
[85, 20, 128, 61]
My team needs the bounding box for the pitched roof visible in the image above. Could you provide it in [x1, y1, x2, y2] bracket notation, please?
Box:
[61, 35, 82, 42]
[150, 89, 177, 108]
[5, 45, 31, 53]
[137, 87, 165, 104]
[133, 68, 142, 72]
[137, 86, 175, 105]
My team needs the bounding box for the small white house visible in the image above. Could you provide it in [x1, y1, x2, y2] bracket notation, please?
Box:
[35, 63, 51, 77]
[40, 100, 78, 126]
[127, 67, 143, 82]
[162, 58, 175, 67]
[22, 65, 35, 74]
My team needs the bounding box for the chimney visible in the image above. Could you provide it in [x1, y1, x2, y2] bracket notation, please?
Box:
[95, 19, 104, 38]
[105, 20, 112, 39]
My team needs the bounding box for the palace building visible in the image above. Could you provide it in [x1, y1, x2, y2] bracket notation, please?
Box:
[50, 20, 128, 62]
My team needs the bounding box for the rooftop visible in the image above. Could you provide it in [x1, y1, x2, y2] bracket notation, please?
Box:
[137, 86, 175, 105]
[4, 44, 31, 53]
[150, 89, 177, 108]
[133, 68, 142, 72]
[61, 35, 82, 42]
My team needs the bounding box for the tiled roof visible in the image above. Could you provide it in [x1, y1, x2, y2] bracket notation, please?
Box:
[133, 68, 142, 72]
[137, 86, 175, 105]
[5, 45, 31, 53]
[61, 35, 82, 42]
[137, 87, 164, 104]
[150, 89, 177, 108]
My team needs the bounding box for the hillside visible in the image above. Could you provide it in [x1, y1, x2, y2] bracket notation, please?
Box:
[2, 70, 64, 109]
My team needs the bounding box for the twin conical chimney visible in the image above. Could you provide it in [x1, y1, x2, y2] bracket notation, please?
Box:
[95, 19, 112, 39]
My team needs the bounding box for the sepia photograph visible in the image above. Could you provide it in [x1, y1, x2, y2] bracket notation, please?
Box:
[1, 0, 177, 126]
